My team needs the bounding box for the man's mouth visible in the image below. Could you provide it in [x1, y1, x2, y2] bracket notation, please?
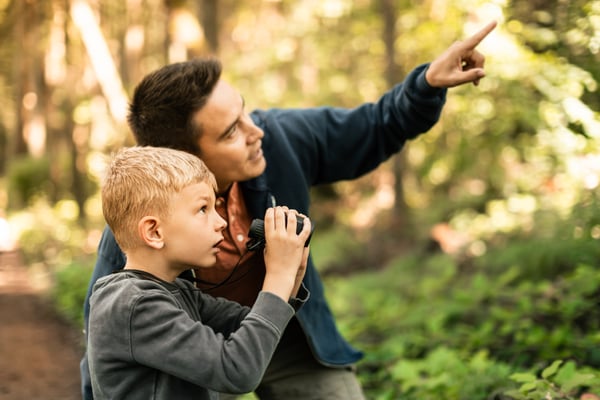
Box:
[248, 146, 263, 162]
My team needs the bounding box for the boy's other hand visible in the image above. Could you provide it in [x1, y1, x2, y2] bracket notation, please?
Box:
[291, 246, 309, 298]
[262, 207, 312, 301]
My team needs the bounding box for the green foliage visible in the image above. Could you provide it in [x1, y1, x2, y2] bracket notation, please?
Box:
[14, 198, 98, 267]
[51, 260, 93, 328]
[12, 197, 99, 328]
[476, 236, 600, 280]
[504, 360, 599, 400]
[7, 156, 51, 208]
[324, 196, 600, 398]
[386, 348, 513, 400]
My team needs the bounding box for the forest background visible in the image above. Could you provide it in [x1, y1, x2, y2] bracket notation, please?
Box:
[1, 0, 600, 399]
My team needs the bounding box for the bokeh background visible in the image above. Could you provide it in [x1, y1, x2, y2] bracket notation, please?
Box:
[1, 0, 600, 399]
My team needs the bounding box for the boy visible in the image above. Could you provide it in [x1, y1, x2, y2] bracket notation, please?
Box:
[88, 146, 311, 400]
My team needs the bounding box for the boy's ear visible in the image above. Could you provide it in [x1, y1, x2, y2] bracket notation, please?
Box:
[138, 216, 164, 249]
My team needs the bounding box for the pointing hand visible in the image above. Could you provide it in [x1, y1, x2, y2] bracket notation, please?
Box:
[426, 21, 497, 88]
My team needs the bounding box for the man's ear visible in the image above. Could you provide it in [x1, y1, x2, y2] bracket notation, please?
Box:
[138, 216, 164, 249]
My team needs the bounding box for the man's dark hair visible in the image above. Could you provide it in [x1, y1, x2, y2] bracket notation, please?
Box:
[127, 57, 223, 155]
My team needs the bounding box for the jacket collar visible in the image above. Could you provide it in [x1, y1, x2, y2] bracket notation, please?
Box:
[239, 173, 275, 219]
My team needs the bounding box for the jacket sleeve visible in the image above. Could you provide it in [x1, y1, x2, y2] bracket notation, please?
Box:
[129, 290, 295, 394]
[254, 63, 447, 185]
[196, 281, 310, 336]
[83, 225, 126, 331]
[80, 225, 126, 400]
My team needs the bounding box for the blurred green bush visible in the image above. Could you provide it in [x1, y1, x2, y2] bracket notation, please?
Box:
[7, 156, 51, 208]
[319, 198, 600, 399]
[51, 260, 93, 328]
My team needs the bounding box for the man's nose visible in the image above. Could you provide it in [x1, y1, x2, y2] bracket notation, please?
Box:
[244, 115, 264, 142]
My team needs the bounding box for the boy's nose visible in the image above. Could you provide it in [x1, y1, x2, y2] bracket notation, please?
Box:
[217, 214, 227, 230]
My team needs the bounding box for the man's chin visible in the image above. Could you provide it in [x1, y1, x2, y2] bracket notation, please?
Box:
[250, 157, 267, 177]
[236, 157, 266, 182]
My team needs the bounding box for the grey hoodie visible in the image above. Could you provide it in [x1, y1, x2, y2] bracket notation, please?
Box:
[88, 270, 308, 400]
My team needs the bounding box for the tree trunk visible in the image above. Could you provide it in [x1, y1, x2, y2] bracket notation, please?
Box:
[70, 0, 129, 126]
[14, 0, 46, 157]
[122, 0, 145, 87]
[197, 0, 219, 53]
[378, 0, 412, 238]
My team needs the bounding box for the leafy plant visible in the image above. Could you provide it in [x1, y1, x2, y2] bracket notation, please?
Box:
[504, 360, 599, 400]
[51, 260, 94, 328]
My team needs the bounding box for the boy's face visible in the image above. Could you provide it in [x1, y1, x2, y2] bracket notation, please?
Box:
[193, 80, 266, 192]
[160, 181, 227, 269]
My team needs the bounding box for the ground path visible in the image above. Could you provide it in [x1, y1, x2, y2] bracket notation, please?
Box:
[0, 250, 82, 400]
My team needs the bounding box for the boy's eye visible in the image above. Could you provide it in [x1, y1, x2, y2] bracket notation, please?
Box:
[198, 206, 207, 214]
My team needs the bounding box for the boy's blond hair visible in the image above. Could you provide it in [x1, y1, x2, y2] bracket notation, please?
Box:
[101, 146, 217, 251]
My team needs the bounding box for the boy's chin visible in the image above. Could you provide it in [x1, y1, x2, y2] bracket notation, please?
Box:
[198, 256, 218, 268]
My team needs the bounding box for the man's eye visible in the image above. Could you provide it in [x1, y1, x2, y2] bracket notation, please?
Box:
[226, 124, 238, 138]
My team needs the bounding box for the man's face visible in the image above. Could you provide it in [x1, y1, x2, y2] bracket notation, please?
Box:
[193, 80, 266, 192]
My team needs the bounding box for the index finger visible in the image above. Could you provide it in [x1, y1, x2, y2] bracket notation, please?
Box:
[462, 20, 497, 49]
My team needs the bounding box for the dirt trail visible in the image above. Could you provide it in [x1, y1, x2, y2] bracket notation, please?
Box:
[0, 250, 83, 400]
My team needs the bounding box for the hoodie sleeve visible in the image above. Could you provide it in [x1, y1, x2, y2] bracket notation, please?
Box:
[128, 289, 295, 394]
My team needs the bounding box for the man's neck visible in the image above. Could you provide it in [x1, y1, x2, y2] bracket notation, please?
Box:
[217, 182, 234, 198]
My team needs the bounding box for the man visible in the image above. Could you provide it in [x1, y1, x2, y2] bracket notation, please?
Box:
[82, 21, 497, 399]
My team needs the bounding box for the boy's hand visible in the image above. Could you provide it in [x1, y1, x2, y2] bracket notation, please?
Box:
[291, 246, 309, 298]
[261, 207, 312, 301]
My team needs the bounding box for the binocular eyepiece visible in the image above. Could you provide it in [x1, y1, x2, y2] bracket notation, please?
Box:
[246, 215, 314, 251]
